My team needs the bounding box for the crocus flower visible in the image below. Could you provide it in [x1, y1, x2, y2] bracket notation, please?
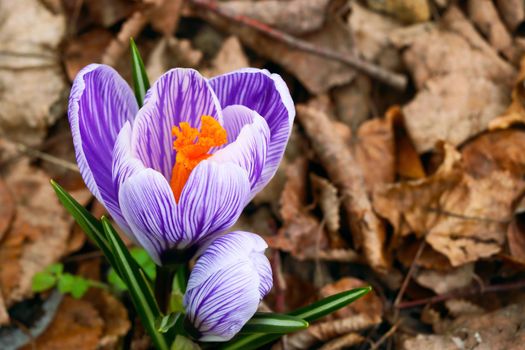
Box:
[69, 64, 294, 264]
[183, 231, 272, 342]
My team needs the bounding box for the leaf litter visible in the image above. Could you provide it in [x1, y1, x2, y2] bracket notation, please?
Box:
[3, 0, 525, 349]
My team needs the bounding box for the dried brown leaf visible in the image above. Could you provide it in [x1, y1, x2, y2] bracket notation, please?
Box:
[495, 0, 525, 32]
[0, 161, 91, 306]
[403, 302, 525, 350]
[310, 174, 340, 235]
[146, 37, 203, 82]
[318, 333, 364, 350]
[391, 7, 515, 153]
[21, 297, 103, 350]
[414, 264, 474, 294]
[220, 0, 331, 35]
[367, 0, 430, 23]
[150, 0, 184, 35]
[196, 1, 356, 94]
[202, 36, 249, 78]
[297, 104, 388, 271]
[0, 0, 66, 146]
[0, 178, 14, 242]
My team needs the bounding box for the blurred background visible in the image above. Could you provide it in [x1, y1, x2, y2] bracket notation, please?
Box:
[2, 0, 525, 349]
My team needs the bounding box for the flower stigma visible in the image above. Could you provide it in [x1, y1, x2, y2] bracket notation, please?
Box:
[170, 115, 227, 202]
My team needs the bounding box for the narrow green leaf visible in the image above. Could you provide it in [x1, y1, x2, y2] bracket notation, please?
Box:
[157, 313, 181, 333]
[32, 272, 57, 292]
[239, 313, 308, 334]
[130, 38, 150, 106]
[50, 180, 117, 269]
[131, 247, 156, 281]
[101, 217, 168, 350]
[220, 287, 372, 350]
[289, 286, 372, 321]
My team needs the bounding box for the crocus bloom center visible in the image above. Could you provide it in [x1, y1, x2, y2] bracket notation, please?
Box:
[170, 115, 227, 201]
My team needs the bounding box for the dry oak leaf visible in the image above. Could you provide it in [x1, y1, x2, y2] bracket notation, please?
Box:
[201, 36, 249, 78]
[0, 161, 91, 307]
[490, 56, 525, 130]
[21, 297, 103, 350]
[414, 263, 474, 294]
[374, 143, 524, 266]
[402, 302, 525, 350]
[391, 6, 515, 153]
[0, 0, 67, 146]
[367, 0, 430, 23]
[297, 104, 388, 271]
[195, 0, 356, 94]
[0, 177, 14, 241]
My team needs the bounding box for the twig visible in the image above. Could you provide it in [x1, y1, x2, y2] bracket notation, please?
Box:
[369, 321, 400, 350]
[396, 279, 525, 309]
[393, 240, 426, 308]
[189, 0, 408, 90]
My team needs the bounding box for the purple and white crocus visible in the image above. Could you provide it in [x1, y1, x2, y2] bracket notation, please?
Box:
[69, 64, 294, 265]
[183, 231, 272, 341]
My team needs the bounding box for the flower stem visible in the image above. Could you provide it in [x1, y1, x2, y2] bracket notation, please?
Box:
[155, 265, 177, 314]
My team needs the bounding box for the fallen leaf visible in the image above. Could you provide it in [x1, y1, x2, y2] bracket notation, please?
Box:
[367, 0, 430, 23]
[84, 0, 137, 27]
[0, 178, 14, 241]
[21, 297, 103, 350]
[195, 0, 357, 94]
[201, 36, 249, 78]
[0, 0, 67, 146]
[64, 28, 113, 81]
[374, 143, 525, 266]
[495, 0, 525, 32]
[0, 161, 91, 307]
[391, 6, 515, 152]
[310, 174, 341, 240]
[467, 0, 515, 61]
[402, 302, 525, 350]
[219, 0, 332, 36]
[414, 263, 474, 294]
[150, 0, 184, 36]
[297, 104, 388, 271]
[506, 214, 525, 263]
[146, 36, 203, 82]
[444, 299, 484, 317]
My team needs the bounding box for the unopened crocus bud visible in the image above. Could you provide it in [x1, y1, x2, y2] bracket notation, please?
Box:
[183, 231, 273, 342]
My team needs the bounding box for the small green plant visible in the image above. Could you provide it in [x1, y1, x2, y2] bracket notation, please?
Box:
[32, 262, 108, 298]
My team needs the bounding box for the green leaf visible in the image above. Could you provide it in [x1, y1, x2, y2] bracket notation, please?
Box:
[47, 263, 64, 275]
[239, 313, 308, 334]
[32, 272, 57, 292]
[130, 38, 150, 106]
[57, 274, 90, 299]
[169, 289, 185, 314]
[101, 217, 168, 350]
[171, 335, 201, 350]
[131, 247, 156, 281]
[157, 313, 181, 333]
[50, 180, 118, 270]
[108, 268, 128, 292]
[220, 286, 372, 350]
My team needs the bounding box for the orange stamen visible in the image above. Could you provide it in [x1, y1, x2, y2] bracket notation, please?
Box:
[170, 116, 227, 202]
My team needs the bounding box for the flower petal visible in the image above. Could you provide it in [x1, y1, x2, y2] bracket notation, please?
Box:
[184, 232, 272, 342]
[131, 68, 223, 179]
[118, 169, 180, 264]
[210, 68, 295, 194]
[111, 122, 146, 240]
[69, 64, 138, 221]
[176, 161, 250, 245]
[211, 106, 270, 193]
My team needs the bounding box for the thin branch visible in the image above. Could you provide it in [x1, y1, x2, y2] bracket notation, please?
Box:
[189, 0, 408, 90]
[396, 279, 525, 309]
[394, 240, 426, 308]
[369, 321, 400, 350]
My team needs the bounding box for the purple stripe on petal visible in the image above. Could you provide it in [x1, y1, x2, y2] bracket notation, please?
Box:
[175, 160, 250, 245]
[118, 169, 181, 265]
[210, 106, 270, 194]
[210, 68, 295, 195]
[69, 64, 138, 221]
[131, 69, 223, 180]
[184, 232, 272, 342]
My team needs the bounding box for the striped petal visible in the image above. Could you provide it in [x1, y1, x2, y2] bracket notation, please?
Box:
[176, 161, 250, 246]
[210, 68, 295, 195]
[211, 105, 270, 194]
[131, 68, 223, 180]
[69, 64, 138, 222]
[184, 232, 272, 342]
[118, 169, 180, 265]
